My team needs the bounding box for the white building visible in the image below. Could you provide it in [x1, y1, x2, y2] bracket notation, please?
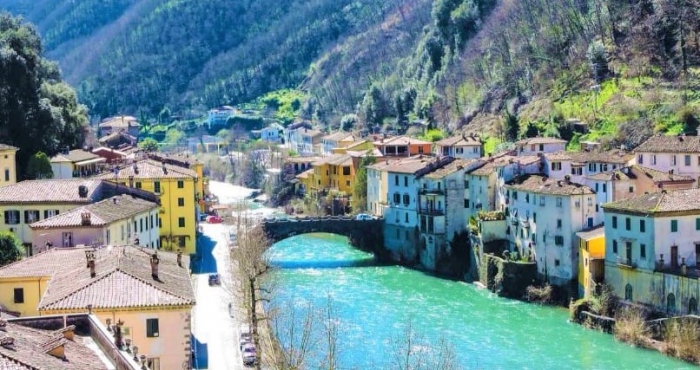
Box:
[544, 149, 633, 185]
[602, 188, 700, 314]
[321, 132, 356, 156]
[207, 106, 236, 129]
[434, 134, 483, 159]
[260, 123, 283, 143]
[634, 132, 700, 187]
[503, 174, 596, 289]
[514, 137, 567, 156]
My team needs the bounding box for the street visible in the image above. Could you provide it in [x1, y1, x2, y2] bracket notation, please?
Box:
[191, 223, 246, 370]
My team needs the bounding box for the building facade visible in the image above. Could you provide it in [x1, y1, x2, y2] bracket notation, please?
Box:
[634, 132, 700, 187]
[435, 134, 483, 159]
[0, 144, 18, 186]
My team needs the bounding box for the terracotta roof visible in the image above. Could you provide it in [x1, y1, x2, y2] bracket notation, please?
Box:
[515, 137, 567, 145]
[505, 174, 594, 195]
[322, 132, 355, 142]
[0, 180, 102, 204]
[0, 144, 18, 151]
[296, 169, 314, 179]
[98, 131, 136, 143]
[345, 140, 370, 150]
[375, 136, 431, 146]
[284, 156, 322, 164]
[586, 165, 694, 183]
[635, 134, 700, 153]
[0, 322, 109, 370]
[93, 159, 197, 180]
[315, 154, 353, 167]
[435, 134, 482, 147]
[50, 150, 102, 164]
[425, 159, 479, 178]
[30, 195, 157, 229]
[147, 152, 200, 167]
[545, 149, 633, 164]
[92, 147, 127, 156]
[0, 246, 194, 310]
[602, 188, 700, 214]
[469, 155, 541, 176]
[367, 155, 435, 174]
[300, 129, 323, 138]
[98, 116, 140, 128]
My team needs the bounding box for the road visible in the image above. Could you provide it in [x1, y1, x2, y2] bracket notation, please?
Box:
[191, 223, 246, 370]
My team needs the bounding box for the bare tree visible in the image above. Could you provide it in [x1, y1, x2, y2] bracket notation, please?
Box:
[390, 320, 460, 370]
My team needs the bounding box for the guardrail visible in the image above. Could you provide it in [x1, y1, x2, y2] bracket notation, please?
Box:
[262, 216, 383, 223]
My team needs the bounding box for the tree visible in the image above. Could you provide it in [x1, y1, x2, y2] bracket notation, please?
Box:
[242, 150, 266, 189]
[163, 128, 184, 151]
[0, 14, 87, 179]
[503, 109, 519, 142]
[586, 40, 610, 83]
[25, 152, 53, 179]
[340, 114, 358, 132]
[138, 138, 159, 152]
[351, 156, 376, 213]
[524, 122, 539, 138]
[0, 231, 23, 266]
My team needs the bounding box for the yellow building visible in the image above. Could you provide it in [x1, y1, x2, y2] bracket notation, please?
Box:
[0, 246, 195, 370]
[576, 226, 605, 298]
[148, 153, 206, 211]
[0, 144, 18, 186]
[0, 179, 105, 248]
[95, 159, 198, 254]
[331, 140, 375, 155]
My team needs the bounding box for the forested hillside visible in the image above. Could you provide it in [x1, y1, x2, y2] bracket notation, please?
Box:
[3, 0, 700, 146]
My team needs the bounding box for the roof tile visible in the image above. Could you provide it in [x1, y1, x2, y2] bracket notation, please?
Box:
[505, 174, 594, 195]
[0, 180, 102, 204]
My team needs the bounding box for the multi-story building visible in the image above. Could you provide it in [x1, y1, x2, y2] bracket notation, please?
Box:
[602, 189, 700, 314]
[434, 134, 483, 159]
[321, 132, 356, 156]
[374, 136, 432, 157]
[98, 115, 141, 138]
[0, 246, 195, 370]
[95, 160, 199, 254]
[544, 149, 633, 184]
[260, 123, 283, 143]
[0, 144, 18, 186]
[576, 226, 605, 298]
[148, 153, 206, 212]
[206, 106, 236, 129]
[29, 194, 159, 253]
[514, 137, 567, 156]
[634, 132, 700, 187]
[503, 174, 596, 289]
[50, 149, 107, 179]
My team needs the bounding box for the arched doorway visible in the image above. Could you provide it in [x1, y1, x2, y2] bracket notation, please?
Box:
[689, 297, 698, 315]
[624, 284, 633, 301]
[667, 293, 676, 313]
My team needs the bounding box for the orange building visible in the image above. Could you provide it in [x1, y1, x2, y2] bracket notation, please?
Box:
[374, 136, 432, 157]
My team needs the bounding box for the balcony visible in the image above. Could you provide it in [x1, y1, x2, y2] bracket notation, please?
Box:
[419, 188, 445, 195]
[617, 257, 637, 270]
[418, 207, 444, 216]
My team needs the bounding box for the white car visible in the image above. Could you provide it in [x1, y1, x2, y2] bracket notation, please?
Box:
[355, 213, 374, 221]
[242, 343, 257, 367]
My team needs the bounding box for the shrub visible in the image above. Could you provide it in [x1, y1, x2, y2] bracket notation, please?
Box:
[0, 231, 23, 266]
[614, 308, 648, 347]
[663, 318, 700, 364]
[526, 284, 553, 304]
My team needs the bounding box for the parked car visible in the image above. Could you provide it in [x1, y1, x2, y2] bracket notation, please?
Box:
[355, 213, 375, 221]
[208, 273, 221, 286]
[206, 215, 223, 223]
[242, 343, 257, 367]
[198, 213, 208, 222]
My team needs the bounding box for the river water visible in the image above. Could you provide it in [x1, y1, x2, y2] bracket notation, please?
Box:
[267, 233, 693, 370]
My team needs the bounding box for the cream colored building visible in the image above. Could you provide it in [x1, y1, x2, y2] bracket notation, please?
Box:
[50, 149, 106, 179]
[0, 144, 18, 186]
[0, 246, 195, 370]
[30, 194, 159, 253]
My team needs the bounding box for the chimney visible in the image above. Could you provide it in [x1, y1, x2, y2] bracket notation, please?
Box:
[0, 319, 7, 331]
[151, 252, 160, 280]
[81, 211, 92, 226]
[85, 251, 96, 278]
[162, 162, 168, 175]
[177, 250, 183, 268]
[78, 185, 89, 198]
[564, 175, 571, 184]
[0, 337, 15, 350]
[56, 325, 75, 341]
[44, 337, 66, 359]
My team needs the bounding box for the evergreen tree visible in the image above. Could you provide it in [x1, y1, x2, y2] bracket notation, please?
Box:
[351, 156, 376, 213]
[25, 152, 53, 179]
[0, 231, 23, 267]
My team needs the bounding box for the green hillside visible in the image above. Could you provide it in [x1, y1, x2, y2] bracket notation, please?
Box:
[4, 0, 700, 145]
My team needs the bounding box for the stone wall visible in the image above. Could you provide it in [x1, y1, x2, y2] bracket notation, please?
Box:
[479, 253, 538, 299]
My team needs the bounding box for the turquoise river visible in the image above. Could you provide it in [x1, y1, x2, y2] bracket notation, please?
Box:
[267, 233, 694, 369]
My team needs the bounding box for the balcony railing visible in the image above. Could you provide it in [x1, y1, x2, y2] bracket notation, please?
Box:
[419, 189, 445, 195]
[617, 257, 637, 269]
[418, 208, 444, 216]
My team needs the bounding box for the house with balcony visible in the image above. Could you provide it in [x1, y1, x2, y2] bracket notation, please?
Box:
[0, 144, 18, 186]
[321, 132, 356, 156]
[503, 174, 596, 291]
[435, 134, 483, 159]
[50, 149, 107, 179]
[514, 137, 567, 156]
[602, 188, 700, 315]
[543, 149, 633, 185]
[634, 132, 700, 187]
[374, 136, 432, 157]
[0, 245, 195, 370]
[98, 116, 140, 138]
[29, 194, 159, 254]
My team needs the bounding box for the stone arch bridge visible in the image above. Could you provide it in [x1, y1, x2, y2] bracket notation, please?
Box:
[259, 216, 384, 254]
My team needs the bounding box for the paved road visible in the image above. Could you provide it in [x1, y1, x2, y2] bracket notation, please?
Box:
[191, 223, 245, 370]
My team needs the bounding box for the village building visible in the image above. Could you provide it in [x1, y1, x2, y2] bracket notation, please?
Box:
[503, 174, 596, 290]
[0, 246, 195, 370]
[50, 149, 107, 179]
[434, 134, 483, 159]
[543, 149, 634, 185]
[206, 106, 235, 129]
[92, 147, 128, 165]
[185, 135, 227, 154]
[259, 123, 283, 143]
[602, 189, 700, 315]
[98, 116, 140, 138]
[97, 131, 138, 150]
[321, 132, 356, 156]
[514, 137, 567, 156]
[576, 226, 605, 298]
[374, 136, 432, 157]
[0, 144, 18, 186]
[634, 131, 700, 187]
[29, 194, 159, 254]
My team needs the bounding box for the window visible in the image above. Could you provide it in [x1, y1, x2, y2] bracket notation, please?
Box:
[146, 318, 159, 337]
[525, 193, 530, 203]
[154, 181, 161, 193]
[177, 180, 184, 188]
[43, 210, 59, 218]
[671, 155, 677, 166]
[571, 167, 582, 175]
[539, 144, 544, 151]
[671, 219, 678, 232]
[464, 199, 469, 208]
[150, 215, 154, 229]
[640, 244, 646, 259]
[13, 288, 23, 303]
[135, 181, 142, 189]
[612, 216, 617, 229]
[106, 229, 111, 244]
[4, 169, 8, 182]
[690, 297, 698, 315]
[696, 218, 700, 231]
[556, 197, 562, 208]
[178, 217, 185, 228]
[405, 213, 409, 223]
[595, 183, 599, 192]
[613, 239, 618, 254]
[539, 196, 545, 206]
[346, 180, 350, 186]
[465, 180, 470, 189]
[393, 193, 401, 204]
[344, 166, 351, 176]
[651, 155, 657, 165]
[629, 186, 634, 193]
[625, 218, 631, 230]
[403, 194, 410, 205]
[178, 197, 185, 207]
[140, 219, 144, 233]
[554, 236, 564, 246]
[551, 162, 562, 171]
[685, 155, 691, 166]
[24, 210, 39, 224]
[667, 293, 676, 313]
[602, 183, 607, 193]
[554, 259, 560, 266]
[158, 218, 162, 228]
[637, 154, 643, 164]
[625, 284, 633, 301]
[533, 212, 536, 223]
[395, 175, 399, 186]
[512, 191, 518, 200]
[403, 176, 408, 187]
[556, 219, 562, 229]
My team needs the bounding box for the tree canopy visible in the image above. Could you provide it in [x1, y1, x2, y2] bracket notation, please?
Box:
[0, 13, 87, 179]
[0, 231, 23, 267]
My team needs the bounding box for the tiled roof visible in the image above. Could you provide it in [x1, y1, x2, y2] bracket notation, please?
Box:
[515, 137, 567, 145]
[322, 132, 354, 142]
[635, 134, 700, 153]
[30, 195, 157, 229]
[378, 136, 431, 146]
[469, 155, 541, 176]
[0, 322, 108, 370]
[545, 149, 633, 164]
[147, 152, 200, 167]
[93, 159, 197, 180]
[0, 246, 194, 310]
[576, 225, 605, 241]
[50, 150, 102, 164]
[0, 180, 102, 204]
[0, 144, 18, 151]
[586, 165, 693, 183]
[301, 129, 323, 138]
[367, 155, 435, 174]
[425, 159, 479, 178]
[435, 134, 482, 147]
[505, 174, 594, 195]
[98, 131, 136, 143]
[98, 116, 140, 128]
[296, 169, 313, 179]
[602, 188, 700, 214]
